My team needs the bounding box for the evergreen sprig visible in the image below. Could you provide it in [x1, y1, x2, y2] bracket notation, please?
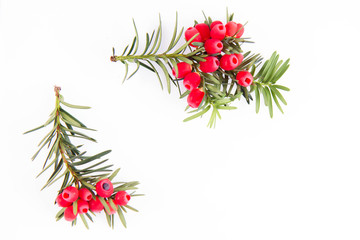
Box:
[24, 86, 140, 229]
[111, 12, 204, 95]
[111, 10, 290, 127]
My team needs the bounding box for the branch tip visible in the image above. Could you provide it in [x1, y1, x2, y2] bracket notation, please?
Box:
[54, 86, 61, 97]
[110, 56, 117, 62]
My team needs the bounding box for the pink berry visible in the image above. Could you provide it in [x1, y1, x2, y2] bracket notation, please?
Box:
[105, 201, 117, 215]
[89, 196, 104, 213]
[56, 193, 72, 207]
[187, 88, 205, 108]
[114, 191, 131, 206]
[77, 199, 89, 214]
[199, 56, 220, 73]
[220, 54, 239, 71]
[210, 24, 226, 40]
[184, 27, 202, 47]
[195, 23, 210, 41]
[64, 205, 78, 222]
[225, 21, 237, 37]
[204, 39, 223, 54]
[236, 71, 253, 87]
[95, 179, 114, 198]
[172, 62, 192, 79]
[183, 72, 201, 91]
[79, 188, 92, 201]
[235, 23, 244, 38]
[210, 20, 222, 29]
[234, 53, 244, 66]
[62, 186, 79, 203]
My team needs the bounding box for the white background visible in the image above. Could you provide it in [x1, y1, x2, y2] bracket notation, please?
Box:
[1, 0, 360, 239]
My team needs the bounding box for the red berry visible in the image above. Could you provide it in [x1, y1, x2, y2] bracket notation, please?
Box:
[220, 54, 239, 71]
[172, 62, 192, 79]
[225, 21, 238, 37]
[204, 39, 223, 54]
[235, 23, 244, 38]
[89, 196, 104, 213]
[236, 71, 253, 87]
[95, 179, 114, 198]
[56, 193, 71, 207]
[62, 186, 79, 203]
[64, 205, 78, 222]
[187, 88, 205, 108]
[234, 53, 244, 66]
[183, 72, 201, 91]
[199, 56, 220, 73]
[184, 27, 202, 47]
[77, 199, 89, 214]
[195, 23, 210, 41]
[210, 21, 222, 29]
[210, 24, 226, 40]
[79, 188, 92, 201]
[105, 201, 117, 215]
[114, 191, 131, 206]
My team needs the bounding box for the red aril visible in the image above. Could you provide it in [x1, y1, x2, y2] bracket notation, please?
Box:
[195, 23, 210, 41]
[183, 72, 201, 90]
[225, 21, 238, 37]
[210, 21, 222, 29]
[220, 54, 239, 71]
[199, 56, 220, 73]
[234, 53, 244, 66]
[235, 23, 244, 38]
[204, 39, 223, 54]
[105, 201, 117, 215]
[79, 188, 92, 201]
[62, 186, 79, 203]
[210, 24, 226, 40]
[89, 196, 104, 213]
[236, 71, 253, 87]
[64, 205, 78, 222]
[56, 193, 72, 207]
[187, 88, 205, 108]
[114, 191, 131, 206]
[77, 199, 89, 214]
[95, 179, 114, 198]
[172, 62, 192, 78]
[185, 27, 202, 47]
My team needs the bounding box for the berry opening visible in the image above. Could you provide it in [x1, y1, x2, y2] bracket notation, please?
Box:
[126, 195, 131, 201]
[83, 209, 88, 213]
[219, 26, 224, 30]
[63, 193, 69, 199]
[86, 195, 92, 201]
[215, 59, 220, 65]
[185, 84, 191, 89]
[245, 78, 251, 84]
[217, 43, 222, 48]
[102, 183, 110, 190]
[232, 57, 238, 64]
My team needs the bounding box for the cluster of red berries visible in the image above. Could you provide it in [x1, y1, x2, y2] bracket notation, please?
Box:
[172, 20, 254, 108]
[171, 63, 204, 108]
[56, 178, 131, 222]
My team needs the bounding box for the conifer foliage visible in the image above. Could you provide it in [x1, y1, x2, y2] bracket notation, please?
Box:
[111, 10, 290, 127]
[24, 86, 140, 229]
